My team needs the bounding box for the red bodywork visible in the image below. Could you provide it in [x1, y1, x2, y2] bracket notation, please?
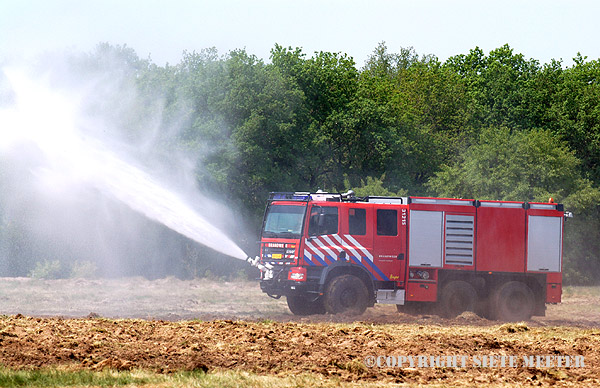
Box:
[260, 196, 564, 305]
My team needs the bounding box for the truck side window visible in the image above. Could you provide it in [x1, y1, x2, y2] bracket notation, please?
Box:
[308, 206, 338, 236]
[377, 209, 397, 236]
[349, 208, 366, 235]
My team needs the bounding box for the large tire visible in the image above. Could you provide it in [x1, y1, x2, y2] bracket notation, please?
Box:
[439, 280, 477, 318]
[324, 274, 369, 315]
[286, 295, 326, 316]
[492, 281, 535, 321]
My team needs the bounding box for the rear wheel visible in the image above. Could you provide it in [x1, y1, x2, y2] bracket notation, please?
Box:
[286, 295, 326, 316]
[324, 274, 369, 315]
[439, 280, 477, 318]
[492, 281, 534, 321]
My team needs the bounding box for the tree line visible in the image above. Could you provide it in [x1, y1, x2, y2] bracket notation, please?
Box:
[2, 42, 599, 283]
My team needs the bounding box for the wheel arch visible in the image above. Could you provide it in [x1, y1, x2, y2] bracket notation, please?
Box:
[318, 263, 375, 303]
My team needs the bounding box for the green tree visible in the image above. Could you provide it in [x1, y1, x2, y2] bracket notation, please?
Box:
[427, 127, 597, 205]
[349, 175, 408, 197]
[270, 46, 361, 190]
[546, 55, 600, 183]
[359, 43, 469, 194]
[173, 49, 308, 215]
[445, 44, 543, 131]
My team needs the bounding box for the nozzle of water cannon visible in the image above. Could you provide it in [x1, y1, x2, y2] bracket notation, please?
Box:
[341, 189, 355, 198]
[246, 256, 274, 280]
[246, 256, 273, 271]
[246, 256, 258, 266]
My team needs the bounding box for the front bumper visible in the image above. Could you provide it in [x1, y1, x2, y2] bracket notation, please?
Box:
[259, 266, 320, 298]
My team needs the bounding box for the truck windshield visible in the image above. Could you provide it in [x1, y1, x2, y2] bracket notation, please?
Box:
[263, 204, 306, 238]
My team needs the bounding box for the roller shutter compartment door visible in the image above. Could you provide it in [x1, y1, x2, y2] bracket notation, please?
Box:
[409, 210, 443, 267]
[527, 215, 562, 272]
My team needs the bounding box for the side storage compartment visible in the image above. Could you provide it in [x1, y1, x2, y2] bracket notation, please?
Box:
[408, 210, 443, 267]
[527, 214, 562, 272]
[546, 272, 562, 303]
[406, 281, 437, 302]
[476, 201, 526, 273]
[546, 283, 561, 303]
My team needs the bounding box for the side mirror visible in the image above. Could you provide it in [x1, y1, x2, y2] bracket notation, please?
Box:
[318, 213, 326, 227]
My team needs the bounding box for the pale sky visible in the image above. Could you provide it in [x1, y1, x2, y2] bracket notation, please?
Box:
[1, 0, 598, 67]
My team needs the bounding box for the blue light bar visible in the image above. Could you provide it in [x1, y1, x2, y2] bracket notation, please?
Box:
[269, 192, 311, 201]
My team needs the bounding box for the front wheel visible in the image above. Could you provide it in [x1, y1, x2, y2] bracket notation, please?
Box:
[286, 295, 326, 315]
[324, 274, 369, 315]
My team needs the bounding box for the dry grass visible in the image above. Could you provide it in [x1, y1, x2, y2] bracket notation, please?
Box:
[1, 278, 599, 327]
[0, 277, 288, 320]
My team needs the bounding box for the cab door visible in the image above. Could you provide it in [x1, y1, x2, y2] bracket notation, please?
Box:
[339, 205, 374, 271]
[303, 204, 341, 266]
[372, 205, 407, 285]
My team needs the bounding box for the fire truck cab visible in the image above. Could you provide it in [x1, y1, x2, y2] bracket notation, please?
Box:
[257, 191, 566, 321]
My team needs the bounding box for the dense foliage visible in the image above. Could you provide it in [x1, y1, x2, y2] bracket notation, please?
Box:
[2, 42, 600, 283]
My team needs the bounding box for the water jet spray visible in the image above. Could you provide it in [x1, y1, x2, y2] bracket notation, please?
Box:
[0, 68, 248, 263]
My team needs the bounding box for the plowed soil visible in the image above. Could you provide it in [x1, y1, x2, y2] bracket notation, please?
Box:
[0, 316, 598, 387]
[1, 278, 599, 386]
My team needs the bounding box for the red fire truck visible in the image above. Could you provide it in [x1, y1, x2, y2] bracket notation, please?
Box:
[252, 191, 567, 321]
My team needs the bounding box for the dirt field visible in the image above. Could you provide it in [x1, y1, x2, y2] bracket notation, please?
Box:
[1, 277, 600, 327]
[0, 277, 599, 387]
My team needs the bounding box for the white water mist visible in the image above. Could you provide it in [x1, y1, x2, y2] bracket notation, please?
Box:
[0, 68, 247, 261]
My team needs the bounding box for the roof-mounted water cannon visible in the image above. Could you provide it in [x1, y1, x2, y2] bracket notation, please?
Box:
[341, 190, 355, 199]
